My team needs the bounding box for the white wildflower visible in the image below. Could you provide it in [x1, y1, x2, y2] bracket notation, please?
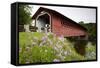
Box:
[53, 59, 60, 62]
[64, 51, 68, 55]
[33, 37, 38, 40]
[60, 56, 65, 60]
[25, 61, 30, 64]
[32, 42, 37, 46]
[48, 38, 53, 45]
[26, 46, 30, 51]
[54, 46, 58, 51]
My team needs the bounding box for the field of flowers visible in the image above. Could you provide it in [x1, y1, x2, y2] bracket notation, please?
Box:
[19, 32, 96, 64]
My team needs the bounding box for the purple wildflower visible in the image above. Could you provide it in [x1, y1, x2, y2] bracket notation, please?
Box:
[58, 35, 64, 42]
[42, 36, 47, 42]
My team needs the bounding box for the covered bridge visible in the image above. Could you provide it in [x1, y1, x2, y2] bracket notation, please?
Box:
[32, 7, 88, 38]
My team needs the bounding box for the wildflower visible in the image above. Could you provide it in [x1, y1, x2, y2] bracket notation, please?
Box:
[39, 43, 43, 46]
[33, 37, 38, 41]
[39, 40, 46, 46]
[48, 38, 53, 45]
[60, 56, 65, 60]
[47, 32, 51, 36]
[57, 45, 62, 49]
[53, 59, 60, 62]
[32, 42, 37, 46]
[42, 36, 47, 42]
[57, 53, 62, 57]
[47, 32, 52, 35]
[54, 46, 58, 51]
[58, 35, 64, 42]
[91, 52, 95, 56]
[26, 46, 30, 51]
[64, 51, 68, 55]
[39, 36, 48, 46]
[25, 61, 30, 64]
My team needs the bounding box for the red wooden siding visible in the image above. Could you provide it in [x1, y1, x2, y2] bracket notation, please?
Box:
[51, 15, 63, 36]
[51, 14, 87, 37]
[61, 19, 86, 37]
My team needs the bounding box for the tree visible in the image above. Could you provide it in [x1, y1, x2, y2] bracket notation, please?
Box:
[79, 21, 96, 41]
[19, 5, 32, 25]
[79, 21, 84, 24]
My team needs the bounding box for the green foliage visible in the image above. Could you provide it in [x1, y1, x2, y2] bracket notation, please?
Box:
[79, 21, 96, 40]
[85, 42, 96, 60]
[31, 46, 55, 63]
[19, 32, 96, 64]
[19, 5, 32, 25]
[79, 21, 84, 24]
[19, 45, 55, 64]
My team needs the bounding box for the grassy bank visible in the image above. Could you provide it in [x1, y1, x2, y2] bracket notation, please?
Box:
[19, 32, 96, 64]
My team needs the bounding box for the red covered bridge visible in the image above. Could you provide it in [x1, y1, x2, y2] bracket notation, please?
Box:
[32, 7, 88, 38]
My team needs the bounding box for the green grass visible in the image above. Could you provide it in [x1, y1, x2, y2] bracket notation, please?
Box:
[19, 32, 44, 47]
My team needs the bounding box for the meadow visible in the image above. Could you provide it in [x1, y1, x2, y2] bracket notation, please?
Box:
[19, 32, 96, 64]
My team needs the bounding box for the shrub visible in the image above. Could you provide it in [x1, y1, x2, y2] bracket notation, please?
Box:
[85, 42, 96, 60]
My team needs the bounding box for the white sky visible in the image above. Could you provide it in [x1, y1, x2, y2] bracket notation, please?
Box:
[30, 5, 96, 23]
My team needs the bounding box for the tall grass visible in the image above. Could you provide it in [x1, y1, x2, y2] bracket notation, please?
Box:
[19, 32, 96, 64]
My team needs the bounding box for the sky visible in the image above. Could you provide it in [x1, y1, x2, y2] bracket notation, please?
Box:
[30, 5, 96, 23]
